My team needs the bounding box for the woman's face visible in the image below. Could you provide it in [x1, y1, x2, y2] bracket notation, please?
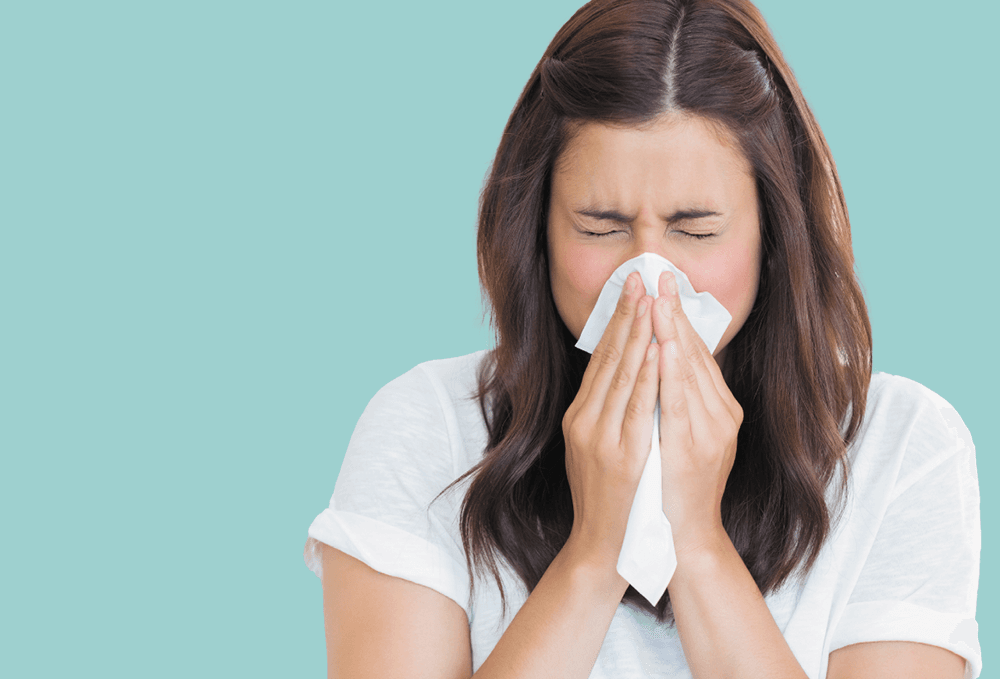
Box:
[547, 113, 762, 369]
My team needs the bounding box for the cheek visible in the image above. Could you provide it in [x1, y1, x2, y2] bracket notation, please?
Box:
[551, 241, 620, 336]
[686, 245, 760, 322]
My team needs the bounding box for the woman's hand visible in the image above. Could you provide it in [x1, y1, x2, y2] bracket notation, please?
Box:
[652, 271, 743, 559]
[562, 272, 661, 573]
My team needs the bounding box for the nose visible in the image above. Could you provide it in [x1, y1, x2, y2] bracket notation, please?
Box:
[625, 217, 684, 270]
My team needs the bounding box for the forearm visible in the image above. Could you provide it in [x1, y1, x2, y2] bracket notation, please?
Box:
[668, 530, 808, 679]
[473, 538, 628, 679]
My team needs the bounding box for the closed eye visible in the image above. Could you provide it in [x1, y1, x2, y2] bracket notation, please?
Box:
[582, 229, 625, 238]
[583, 230, 716, 240]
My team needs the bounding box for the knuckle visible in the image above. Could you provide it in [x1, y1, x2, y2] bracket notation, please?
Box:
[610, 365, 632, 391]
[684, 342, 701, 364]
[561, 409, 574, 434]
[614, 294, 633, 318]
[598, 343, 621, 367]
[629, 316, 647, 341]
[589, 342, 603, 361]
[681, 366, 699, 388]
[565, 396, 582, 418]
[635, 359, 654, 385]
[668, 396, 687, 417]
[659, 317, 678, 340]
[567, 418, 588, 445]
[625, 396, 647, 422]
[724, 393, 741, 417]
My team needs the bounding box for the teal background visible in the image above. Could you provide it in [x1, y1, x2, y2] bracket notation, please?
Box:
[2, 1, 995, 675]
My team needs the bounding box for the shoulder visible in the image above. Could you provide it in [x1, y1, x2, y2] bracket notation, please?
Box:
[412, 349, 492, 407]
[861, 372, 975, 477]
[334, 350, 492, 513]
[865, 371, 968, 429]
[832, 373, 979, 540]
[344, 350, 493, 480]
[363, 349, 491, 427]
[368, 350, 489, 409]
[853, 372, 975, 488]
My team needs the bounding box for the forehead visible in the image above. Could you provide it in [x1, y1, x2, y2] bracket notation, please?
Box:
[552, 114, 753, 205]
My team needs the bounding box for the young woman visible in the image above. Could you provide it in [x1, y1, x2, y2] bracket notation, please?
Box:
[304, 1, 981, 677]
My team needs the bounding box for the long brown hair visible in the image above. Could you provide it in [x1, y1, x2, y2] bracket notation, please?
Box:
[438, 0, 872, 625]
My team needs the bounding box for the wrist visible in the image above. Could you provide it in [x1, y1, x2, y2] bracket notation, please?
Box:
[558, 535, 630, 598]
[672, 524, 734, 574]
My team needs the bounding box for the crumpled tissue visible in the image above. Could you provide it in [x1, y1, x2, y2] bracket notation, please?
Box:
[574, 252, 732, 605]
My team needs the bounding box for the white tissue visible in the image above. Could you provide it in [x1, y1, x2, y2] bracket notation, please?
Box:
[574, 252, 732, 605]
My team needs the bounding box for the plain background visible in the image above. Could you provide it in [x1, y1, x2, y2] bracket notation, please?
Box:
[2, 1, 995, 676]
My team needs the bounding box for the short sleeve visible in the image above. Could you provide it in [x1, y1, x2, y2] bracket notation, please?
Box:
[303, 364, 472, 617]
[831, 389, 981, 678]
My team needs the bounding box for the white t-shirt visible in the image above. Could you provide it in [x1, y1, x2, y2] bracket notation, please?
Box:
[304, 350, 981, 679]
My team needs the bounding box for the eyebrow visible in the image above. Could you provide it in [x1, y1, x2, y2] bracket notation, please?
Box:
[575, 207, 722, 224]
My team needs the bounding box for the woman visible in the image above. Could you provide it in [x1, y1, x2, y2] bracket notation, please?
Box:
[304, 0, 981, 677]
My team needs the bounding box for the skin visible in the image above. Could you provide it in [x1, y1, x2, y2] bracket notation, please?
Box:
[318, 112, 966, 678]
[547, 112, 762, 372]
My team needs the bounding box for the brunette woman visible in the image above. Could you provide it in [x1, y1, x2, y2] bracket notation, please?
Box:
[304, 1, 981, 677]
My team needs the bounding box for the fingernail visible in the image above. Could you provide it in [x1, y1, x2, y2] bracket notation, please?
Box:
[623, 273, 635, 296]
[637, 299, 648, 316]
[646, 345, 657, 362]
[667, 272, 678, 297]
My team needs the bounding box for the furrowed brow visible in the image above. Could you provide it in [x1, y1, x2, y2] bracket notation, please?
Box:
[575, 206, 721, 224]
[663, 208, 721, 223]
[575, 208, 633, 224]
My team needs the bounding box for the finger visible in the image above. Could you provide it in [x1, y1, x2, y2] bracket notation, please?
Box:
[657, 335, 692, 450]
[578, 271, 643, 408]
[620, 342, 660, 455]
[656, 291, 742, 431]
[654, 291, 713, 437]
[657, 271, 740, 422]
[666, 271, 742, 416]
[657, 272, 720, 408]
[597, 293, 654, 433]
